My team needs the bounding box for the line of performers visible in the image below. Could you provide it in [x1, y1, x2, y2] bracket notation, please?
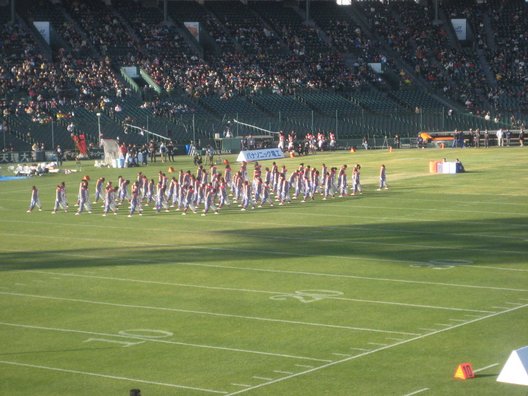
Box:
[29, 161, 388, 216]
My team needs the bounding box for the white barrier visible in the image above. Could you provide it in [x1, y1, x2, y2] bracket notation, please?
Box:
[237, 148, 284, 163]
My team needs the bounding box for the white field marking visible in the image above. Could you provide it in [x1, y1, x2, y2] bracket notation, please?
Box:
[473, 363, 499, 373]
[467, 265, 528, 273]
[419, 328, 438, 332]
[505, 302, 523, 306]
[224, 303, 528, 396]
[491, 306, 509, 310]
[294, 364, 313, 369]
[231, 384, 251, 388]
[0, 292, 419, 336]
[24, 261, 528, 304]
[273, 370, 293, 375]
[434, 324, 452, 327]
[403, 388, 430, 396]
[386, 338, 405, 342]
[287, 203, 524, 217]
[331, 353, 350, 357]
[0, 360, 227, 394]
[448, 319, 467, 322]
[83, 337, 144, 348]
[252, 376, 273, 381]
[27, 270, 494, 314]
[148, 255, 528, 294]
[0, 321, 331, 363]
[368, 342, 388, 346]
[350, 348, 369, 352]
[463, 314, 483, 318]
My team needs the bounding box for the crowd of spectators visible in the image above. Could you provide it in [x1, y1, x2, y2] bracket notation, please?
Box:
[3, 0, 528, 151]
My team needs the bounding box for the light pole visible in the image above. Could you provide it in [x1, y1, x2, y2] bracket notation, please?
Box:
[96, 113, 101, 144]
[51, 117, 55, 150]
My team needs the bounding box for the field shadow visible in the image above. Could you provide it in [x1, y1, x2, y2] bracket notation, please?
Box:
[0, 216, 526, 272]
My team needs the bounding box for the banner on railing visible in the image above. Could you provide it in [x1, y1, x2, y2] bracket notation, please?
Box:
[184, 22, 200, 42]
[33, 21, 50, 44]
[451, 19, 467, 41]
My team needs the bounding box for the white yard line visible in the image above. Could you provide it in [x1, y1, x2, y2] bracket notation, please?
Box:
[0, 360, 227, 394]
[224, 303, 528, 395]
[0, 291, 419, 336]
[18, 250, 528, 294]
[474, 363, 499, 373]
[403, 388, 429, 396]
[252, 376, 273, 381]
[26, 270, 494, 313]
[0, 321, 330, 363]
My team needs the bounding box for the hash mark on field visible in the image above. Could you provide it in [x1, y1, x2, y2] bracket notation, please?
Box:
[491, 306, 508, 310]
[350, 348, 369, 352]
[448, 319, 466, 322]
[0, 360, 227, 394]
[505, 302, 523, 306]
[474, 363, 499, 373]
[231, 384, 251, 388]
[273, 370, 293, 375]
[368, 342, 387, 346]
[386, 338, 405, 342]
[331, 353, 350, 357]
[294, 364, 313, 369]
[403, 388, 429, 396]
[434, 324, 452, 327]
[252, 376, 273, 381]
[225, 303, 528, 395]
[419, 328, 437, 332]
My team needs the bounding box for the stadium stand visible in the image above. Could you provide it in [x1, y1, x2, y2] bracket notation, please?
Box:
[1, 0, 526, 156]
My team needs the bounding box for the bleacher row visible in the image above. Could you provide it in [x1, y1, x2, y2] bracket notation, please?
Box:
[0, 0, 526, 153]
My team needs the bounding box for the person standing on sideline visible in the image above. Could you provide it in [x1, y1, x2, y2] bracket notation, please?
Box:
[484, 129, 489, 148]
[496, 128, 504, 147]
[55, 145, 63, 166]
[167, 140, 175, 161]
[27, 186, 42, 212]
[519, 127, 525, 147]
[377, 164, 388, 190]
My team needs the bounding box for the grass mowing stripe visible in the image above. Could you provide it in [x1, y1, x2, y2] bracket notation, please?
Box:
[224, 302, 528, 395]
[0, 360, 227, 394]
[26, 270, 495, 313]
[0, 321, 330, 362]
[155, 257, 528, 293]
[11, 248, 527, 293]
[0, 291, 419, 336]
[3, 228, 527, 257]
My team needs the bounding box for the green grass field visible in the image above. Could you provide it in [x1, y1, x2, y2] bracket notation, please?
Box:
[0, 147, 527, 396]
